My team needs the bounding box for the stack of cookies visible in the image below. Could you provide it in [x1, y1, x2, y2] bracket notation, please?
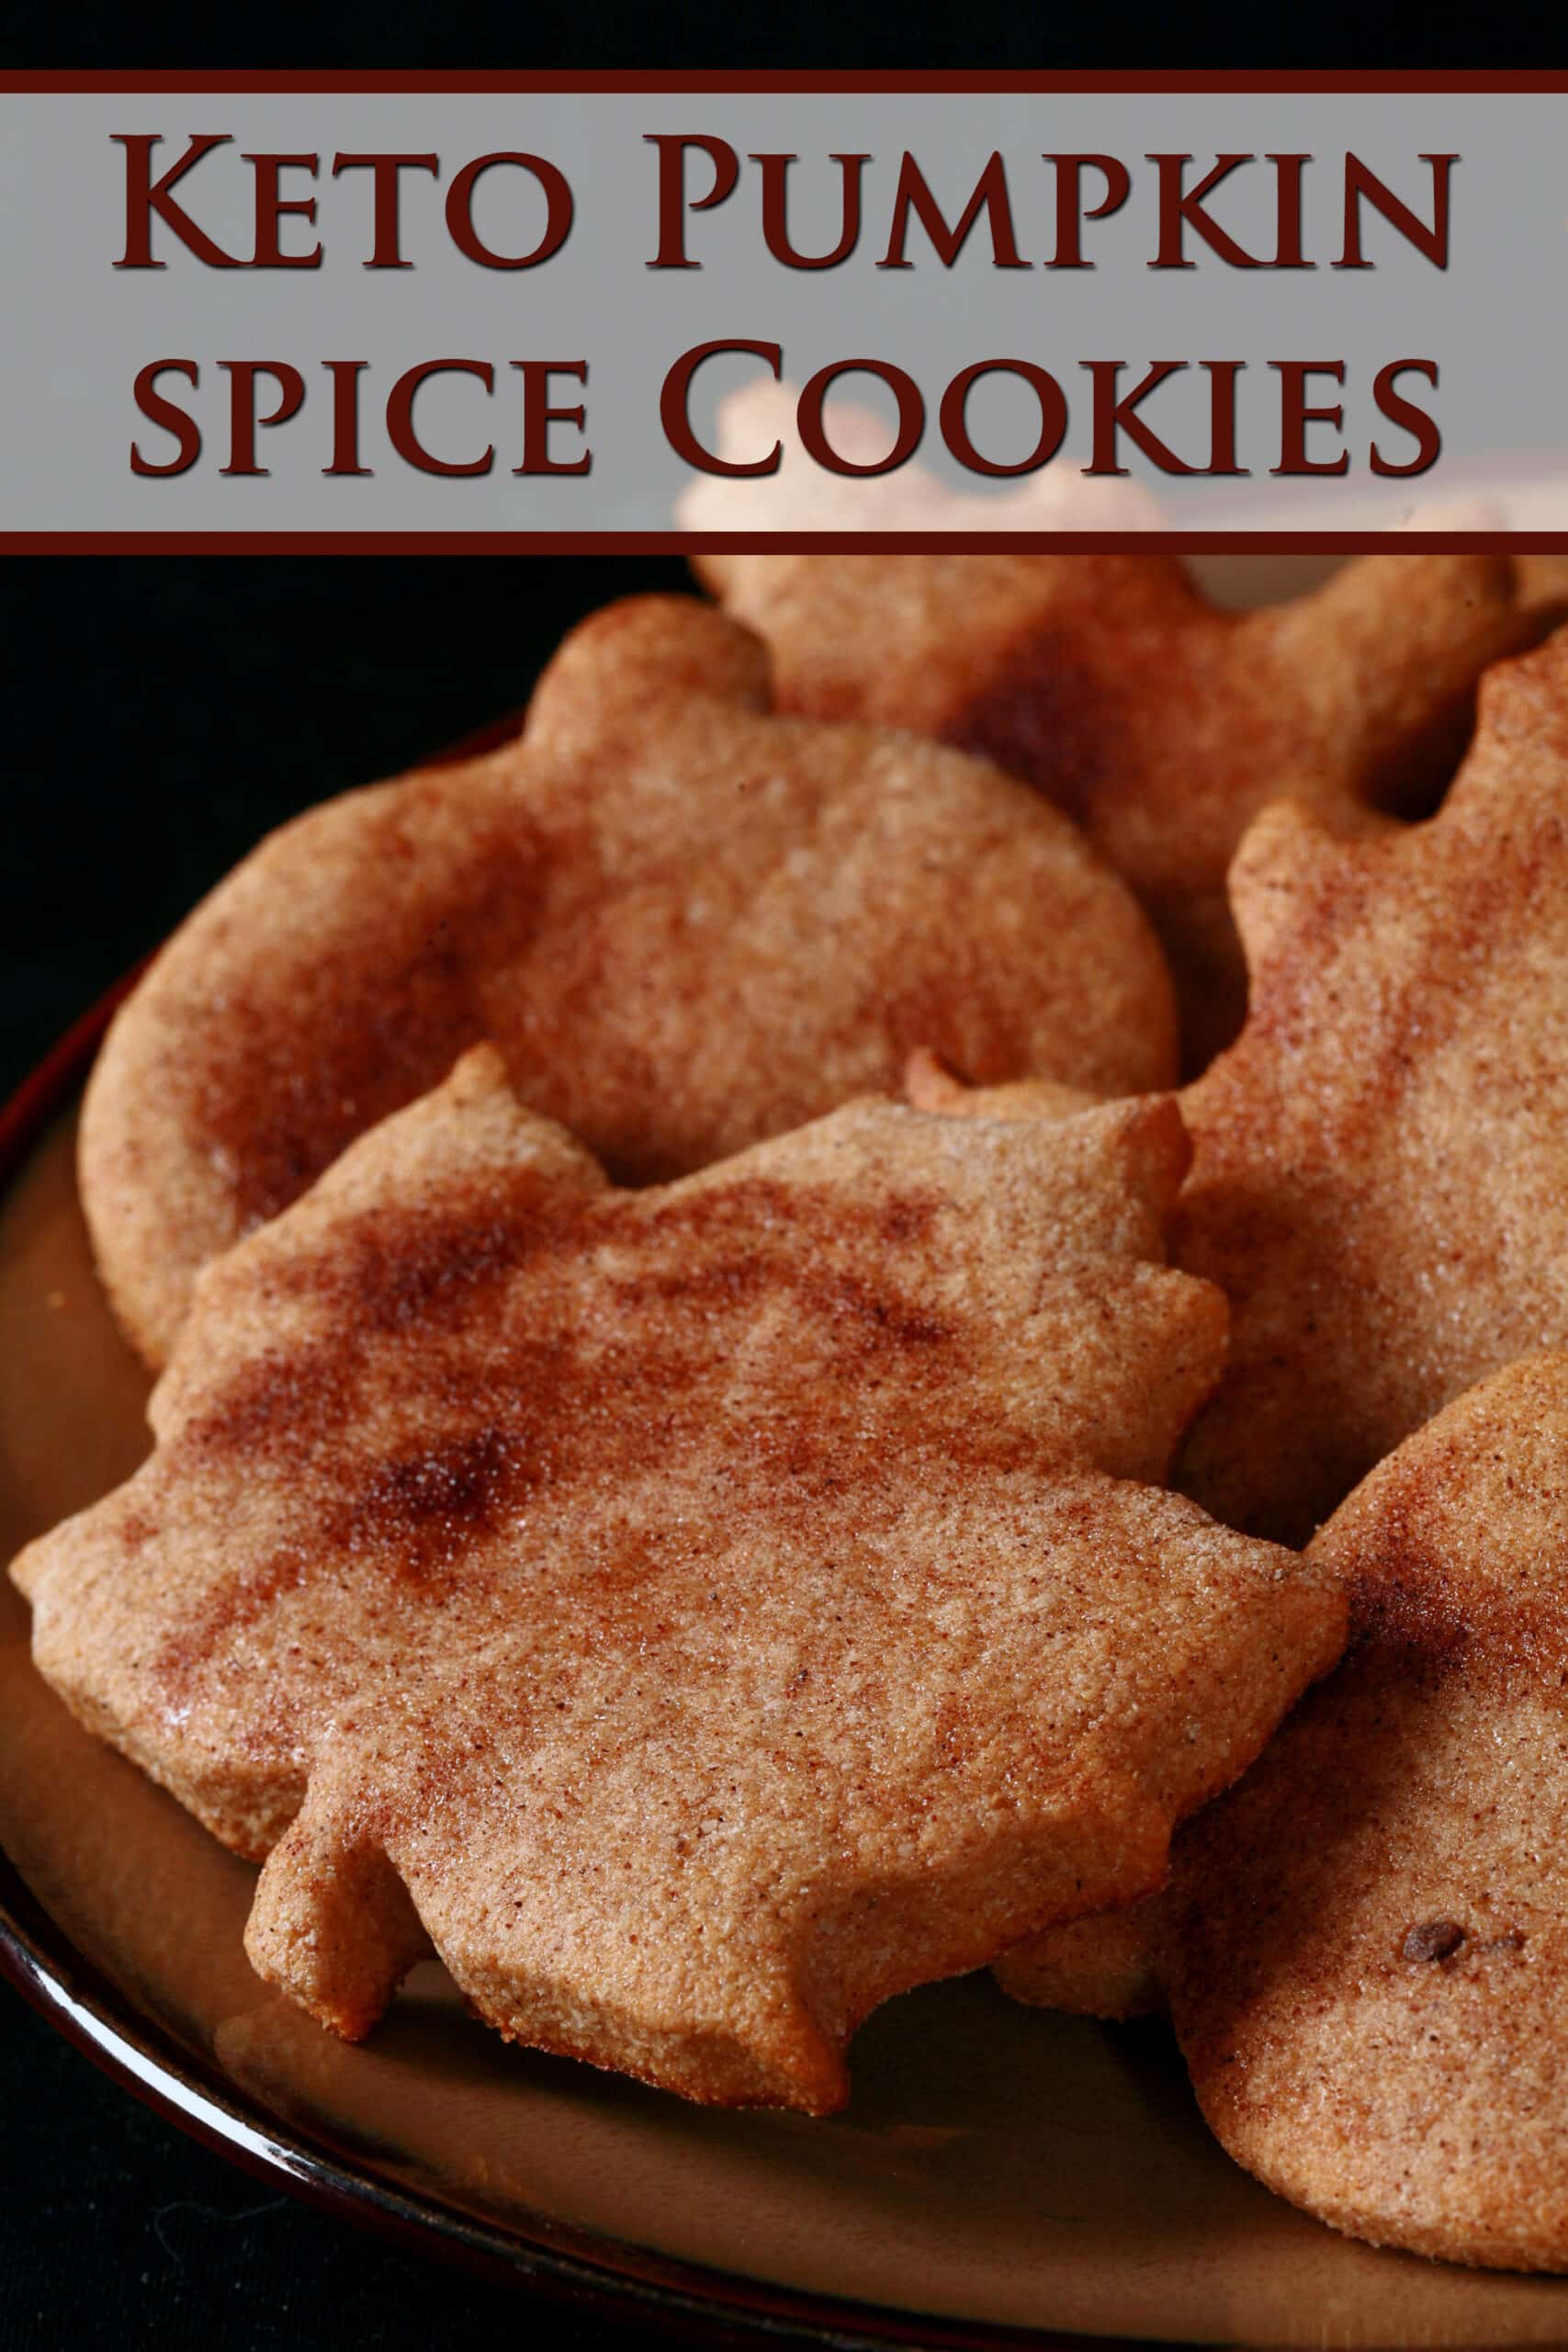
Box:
[17, 549, 1568, 2272]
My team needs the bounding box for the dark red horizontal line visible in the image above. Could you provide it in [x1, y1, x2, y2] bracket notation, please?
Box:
[4, 71, 1568, 94]
[9, 532, 1568, 555]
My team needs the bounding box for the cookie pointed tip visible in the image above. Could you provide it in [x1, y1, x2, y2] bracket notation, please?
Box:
[443, 1039, 513, 1099]
[1103, 1090, 1194, 1213]
[245, 1799, 432, 2042]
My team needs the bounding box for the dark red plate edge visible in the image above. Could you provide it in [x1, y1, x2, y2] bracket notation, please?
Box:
[0, 980, 1171, 2352]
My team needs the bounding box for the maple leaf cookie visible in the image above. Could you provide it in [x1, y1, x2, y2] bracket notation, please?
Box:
[17, 1057, 1342, 2112]
[1177, 623, 1568, 1546]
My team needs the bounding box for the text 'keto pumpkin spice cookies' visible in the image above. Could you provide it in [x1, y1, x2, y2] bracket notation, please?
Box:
[13, 1054, 1344, 2113]
[1170, 1352, 1568, 2273]
[693, 549, 1568, 1063]
[1176, 623, 1568, 1550]
[79, 594, 1177, 1370]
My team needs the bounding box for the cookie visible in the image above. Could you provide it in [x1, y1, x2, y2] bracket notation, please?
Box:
[1171, 1351, 1568, 2271]
[80, 593, 1176, 1368]
[693, 549, 1568, 1064]
[1177, 623, 1568, 1546]
[907, 1041, 1348, 2020]
[992, 1893, 1171, 2020]
[901, 1042, 1100, 1126]
[16, 1054, 1343, 2112]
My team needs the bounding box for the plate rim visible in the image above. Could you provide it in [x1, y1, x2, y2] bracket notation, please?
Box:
[0, 982, 1152, 2352]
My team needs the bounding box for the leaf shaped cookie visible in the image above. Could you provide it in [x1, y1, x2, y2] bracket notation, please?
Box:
[694, 550, 1568, 1062]
[80, 594, 1176, 1369]
[16, 1056, 1343, 2113]
[1172, 1352, 1568, 2270]
[1178, 623, 1568, 1547]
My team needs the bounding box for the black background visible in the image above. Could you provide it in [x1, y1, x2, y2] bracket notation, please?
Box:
[0, 556, 712, 2352]
[6, 6, 1568, 70]
[4, 22, 1563, 2347]
[0, 559, 687, 1101]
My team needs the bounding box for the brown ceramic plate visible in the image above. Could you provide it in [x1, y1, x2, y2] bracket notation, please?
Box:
[12, 1011, 1568, 2350]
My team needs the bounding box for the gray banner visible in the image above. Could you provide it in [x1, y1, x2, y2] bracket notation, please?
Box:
[1, 89, 1562, 531]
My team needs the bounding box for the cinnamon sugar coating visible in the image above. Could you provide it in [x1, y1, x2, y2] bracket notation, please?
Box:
[1173, 1353, 1568, 2271]
[992, 1892, 1170, 2019]
[1001, 624, 1568, 2023]
[1177, 624, 1568, 1548]
[16, 1057, 1342, 2112]
[80, 594, 1175, 1370]
[694, 551, 1568, 1064]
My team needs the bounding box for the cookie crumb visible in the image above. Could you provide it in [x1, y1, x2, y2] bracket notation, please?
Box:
[1401, 1918, 1465, 1963]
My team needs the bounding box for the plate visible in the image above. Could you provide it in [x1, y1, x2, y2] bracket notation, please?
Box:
[10, 1014, 1568, 2351]
[10, 551, 1568, 2350]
